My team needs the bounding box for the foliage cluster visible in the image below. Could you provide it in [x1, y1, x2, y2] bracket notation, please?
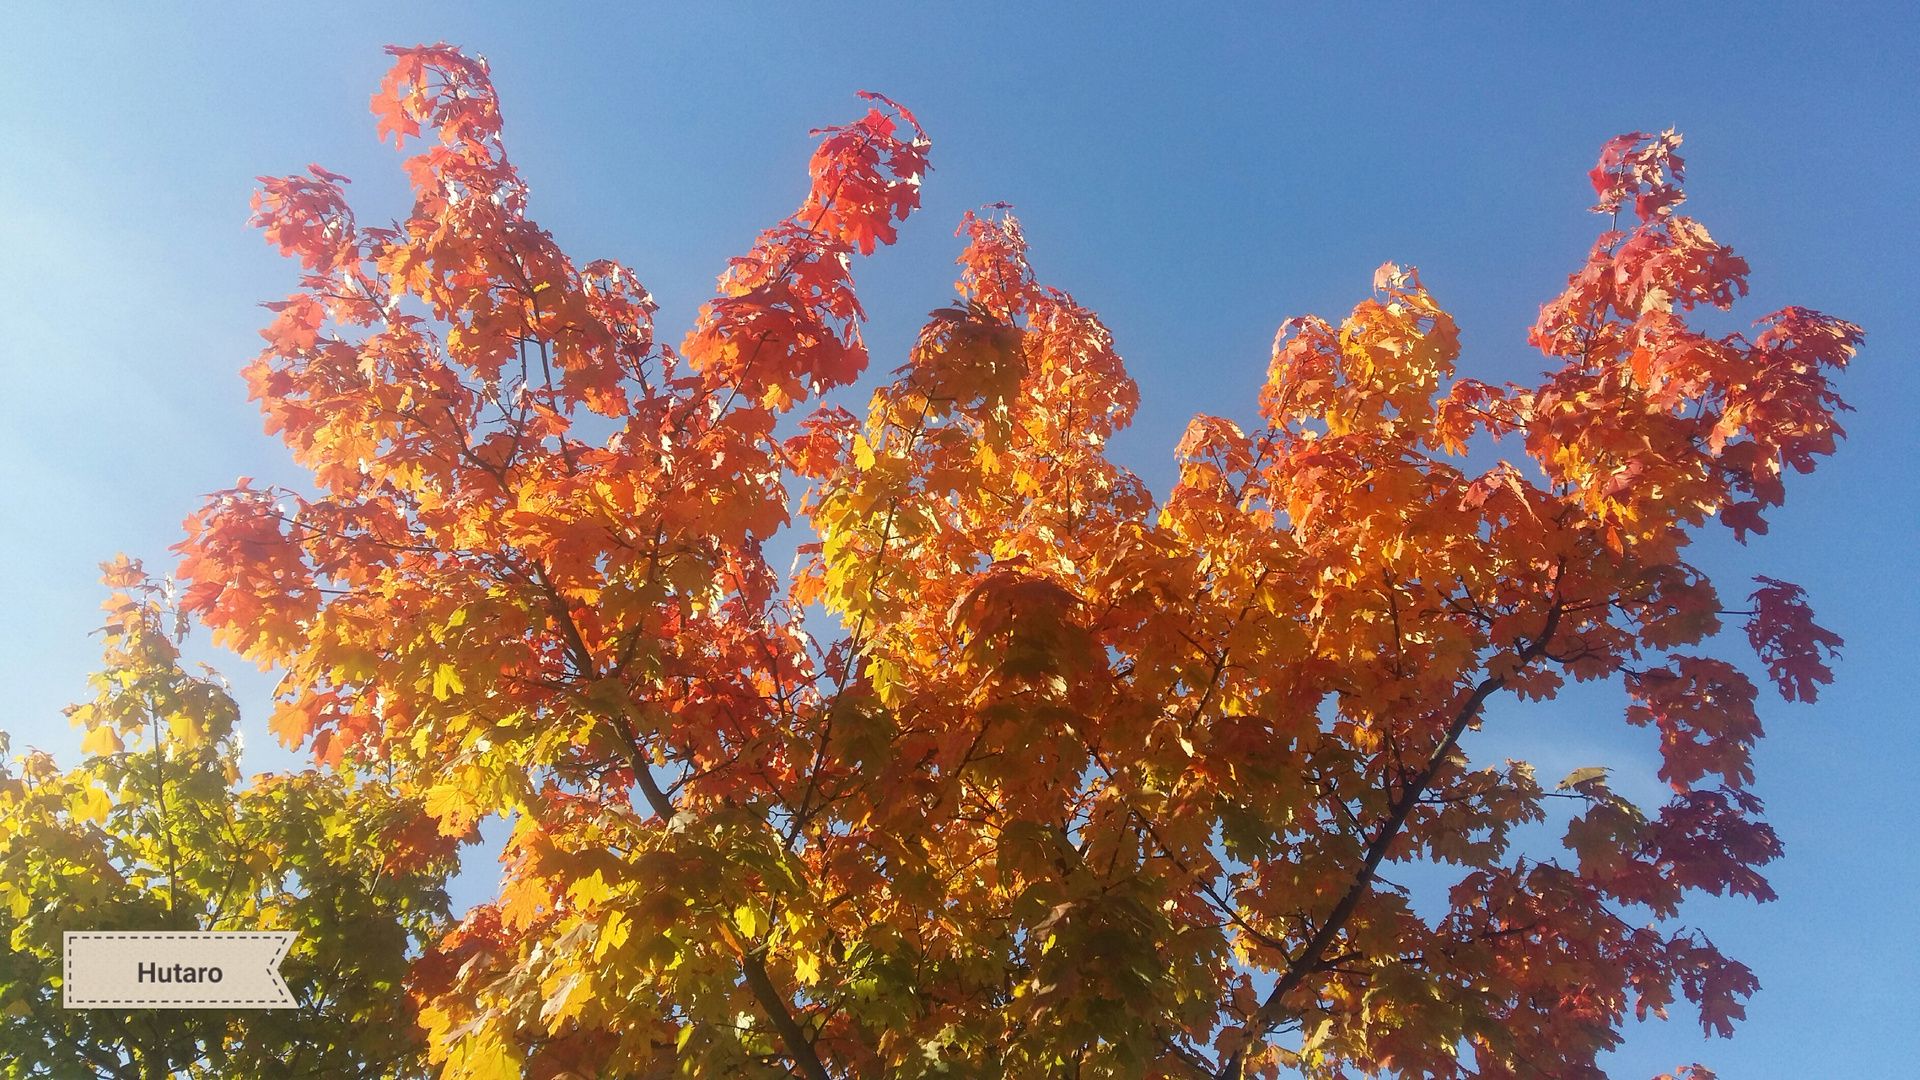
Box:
[2, 44, 1857, 1080]
[0, 561, 456, 1078]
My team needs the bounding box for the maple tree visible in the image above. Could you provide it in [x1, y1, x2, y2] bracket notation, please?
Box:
[0, 559, 456, 1078]
[165, 45, 1858, 1080]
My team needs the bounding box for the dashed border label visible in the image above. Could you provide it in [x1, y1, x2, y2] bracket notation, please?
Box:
[63, 932, 297, 1009]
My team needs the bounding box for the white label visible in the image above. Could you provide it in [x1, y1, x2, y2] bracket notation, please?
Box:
[63, 932, 297, 1009]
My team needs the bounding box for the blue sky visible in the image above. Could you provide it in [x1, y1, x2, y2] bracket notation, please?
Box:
[2, 3, 1914, 1075]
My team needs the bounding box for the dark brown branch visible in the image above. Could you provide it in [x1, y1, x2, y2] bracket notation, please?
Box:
[616, 726, 832, 1080]
[1213, 590, 1565, 1080]
[536, 572, 834, 1080]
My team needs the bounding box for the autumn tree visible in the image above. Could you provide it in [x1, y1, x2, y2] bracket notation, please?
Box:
[171, 45, 1857, 1079]
[0, 560, 456, 1079]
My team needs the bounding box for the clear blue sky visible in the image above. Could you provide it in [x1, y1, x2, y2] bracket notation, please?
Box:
[3, 4, 1913, 1075]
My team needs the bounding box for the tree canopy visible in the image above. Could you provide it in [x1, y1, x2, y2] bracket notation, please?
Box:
[8, 43, 1857, 1080]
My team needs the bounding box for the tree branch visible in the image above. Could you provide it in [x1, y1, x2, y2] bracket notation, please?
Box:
[618, 730, 832, 1080]
[534, 568, 834, 1080]
[1213, 590, 1565, 1079]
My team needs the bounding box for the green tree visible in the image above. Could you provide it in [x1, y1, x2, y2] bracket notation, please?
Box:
[0, 558, 459, 1079]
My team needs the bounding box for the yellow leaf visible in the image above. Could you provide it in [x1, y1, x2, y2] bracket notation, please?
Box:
[1557, 765, 1611, 791]
[539, 970, 591, 1028]
[79, 725, 123, 757]
[567, 871, 611, 908]
[443, 1027, 523, 1080]
[423, 783, 478, 835]
[734, 903, 765, 939]
[167, 710, 206, 751]
[594, 909, 631, 961]
[433, 663, 465, 701]
[794, 951, 822, 986]
[69, 786, 111, 825]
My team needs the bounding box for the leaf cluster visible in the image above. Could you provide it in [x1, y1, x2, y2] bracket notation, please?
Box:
[0, 561, 457, 1079]
[149, 50, 1859, 1080]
